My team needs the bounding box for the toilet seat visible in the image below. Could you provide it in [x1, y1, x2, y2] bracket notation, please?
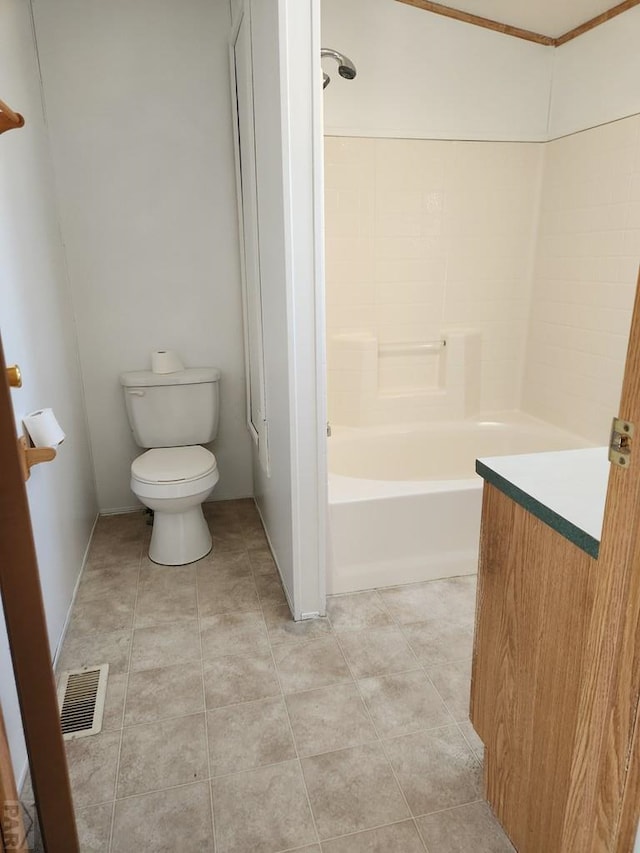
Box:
[131, 446, 219, 502]
[132, 446, 216, 484]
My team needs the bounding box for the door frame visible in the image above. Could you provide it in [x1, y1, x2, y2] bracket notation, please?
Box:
[0, 338, 79, 851]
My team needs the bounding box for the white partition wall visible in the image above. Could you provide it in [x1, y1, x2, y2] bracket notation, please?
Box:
[231, 0, 326, 618]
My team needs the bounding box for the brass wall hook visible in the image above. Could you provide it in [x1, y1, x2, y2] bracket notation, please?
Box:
[0, 98, 25, 135]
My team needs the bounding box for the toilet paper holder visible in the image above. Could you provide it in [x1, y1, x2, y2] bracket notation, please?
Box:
[17, 436, 56, 481]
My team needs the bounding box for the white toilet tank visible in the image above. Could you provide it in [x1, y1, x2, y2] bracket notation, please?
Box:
[120, 367, 220, 448]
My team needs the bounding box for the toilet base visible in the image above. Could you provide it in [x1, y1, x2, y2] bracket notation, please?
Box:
[148, 505, 212, 566]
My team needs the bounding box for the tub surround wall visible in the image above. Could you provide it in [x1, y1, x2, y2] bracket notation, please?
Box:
[523, 115, 640, 443]
[326, 124, 640, 442]
[325, 136, 543, 423]
[0, 0, 97, 776]
[32, 0, 253, 512]
[323, 0, 640, 450]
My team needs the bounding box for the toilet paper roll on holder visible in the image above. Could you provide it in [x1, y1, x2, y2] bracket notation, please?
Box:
[6, 364, 60, 480]
[18, 408, 64, 481]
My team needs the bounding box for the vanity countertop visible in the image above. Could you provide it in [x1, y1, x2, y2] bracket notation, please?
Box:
[476, 446, 609, 558]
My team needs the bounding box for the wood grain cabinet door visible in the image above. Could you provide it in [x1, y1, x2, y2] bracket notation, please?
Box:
[471, 270, 640, 853]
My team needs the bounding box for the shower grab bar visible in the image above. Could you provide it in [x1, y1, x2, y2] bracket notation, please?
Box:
[378, 340, 446, 356]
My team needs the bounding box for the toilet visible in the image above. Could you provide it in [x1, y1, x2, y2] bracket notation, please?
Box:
[119, 366, 221, 565]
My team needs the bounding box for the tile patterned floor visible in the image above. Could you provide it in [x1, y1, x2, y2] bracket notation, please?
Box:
[23, 499, 515, 852]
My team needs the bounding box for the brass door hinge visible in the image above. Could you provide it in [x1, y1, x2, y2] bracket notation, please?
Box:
[609, 417, 634, 468]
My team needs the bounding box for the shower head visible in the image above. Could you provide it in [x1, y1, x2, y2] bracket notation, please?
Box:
[321, 48, 357, 89]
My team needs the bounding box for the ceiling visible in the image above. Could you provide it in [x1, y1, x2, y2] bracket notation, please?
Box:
[428, 0, 626, 38]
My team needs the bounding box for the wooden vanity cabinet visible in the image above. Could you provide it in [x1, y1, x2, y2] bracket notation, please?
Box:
[471, 482, 598, 852]
[470, 272, 640, 853]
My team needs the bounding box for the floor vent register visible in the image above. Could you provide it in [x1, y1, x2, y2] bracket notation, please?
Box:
[57, 664, 109, 740]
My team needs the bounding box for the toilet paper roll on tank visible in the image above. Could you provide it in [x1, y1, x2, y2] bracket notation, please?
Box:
[23, 408, 66, 448]
[151, 350, 184, 374]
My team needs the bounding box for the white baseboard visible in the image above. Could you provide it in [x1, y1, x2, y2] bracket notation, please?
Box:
[19, 510, 100, 795]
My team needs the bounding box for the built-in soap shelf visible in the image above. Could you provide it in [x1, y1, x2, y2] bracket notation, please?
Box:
[327, 329, 481, 427]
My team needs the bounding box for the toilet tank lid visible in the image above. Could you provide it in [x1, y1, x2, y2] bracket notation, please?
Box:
[120, 367, 221, 387]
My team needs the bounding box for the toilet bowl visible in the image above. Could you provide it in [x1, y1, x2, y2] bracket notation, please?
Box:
[131, 446, 219, 565]
[120, 364, 221, 566]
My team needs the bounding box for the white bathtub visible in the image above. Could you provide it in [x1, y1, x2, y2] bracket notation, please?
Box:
[327, 414, 591, 594]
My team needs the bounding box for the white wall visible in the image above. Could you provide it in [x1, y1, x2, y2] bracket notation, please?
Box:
[549, 5, 640, 139]
[32, 0, 253, 512]
[321, 0, 554, 141]
[523, 115, 640, 442]
[0, 0, 97, 776]
[237, 0, 326, 617]
[230, 0, 242, 24]
[323, 0, 640, 144]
